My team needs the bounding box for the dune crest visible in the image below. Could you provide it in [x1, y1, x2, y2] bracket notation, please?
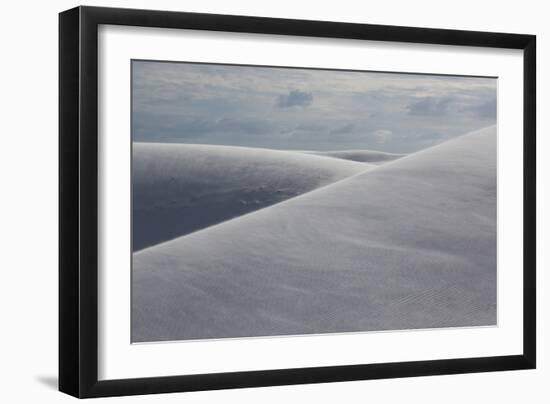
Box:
[133, 143, 370, 251]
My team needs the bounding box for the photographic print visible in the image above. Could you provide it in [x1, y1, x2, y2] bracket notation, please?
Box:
[59, 8, 536, 396]
[131, 60, 497, 343]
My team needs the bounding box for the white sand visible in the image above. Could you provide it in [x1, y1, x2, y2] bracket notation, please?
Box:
[132, 126, 496, 342]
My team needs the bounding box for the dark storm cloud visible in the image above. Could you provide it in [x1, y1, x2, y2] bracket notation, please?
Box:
[276, 89, 314, 108]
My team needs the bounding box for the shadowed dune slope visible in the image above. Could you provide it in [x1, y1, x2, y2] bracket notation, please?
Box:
[305, 149, 406, 164]
[133, 143, 370, 251]
[133, 126, 496, 342]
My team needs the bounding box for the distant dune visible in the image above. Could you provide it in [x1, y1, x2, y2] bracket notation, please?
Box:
[132, 126, 497, 342]
[133, 143, 370, 251]
[305, 149, 406, 164]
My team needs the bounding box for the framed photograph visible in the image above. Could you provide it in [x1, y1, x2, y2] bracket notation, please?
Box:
[59, 6, 536, 398]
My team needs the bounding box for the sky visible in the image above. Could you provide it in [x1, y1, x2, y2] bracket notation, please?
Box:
[132, 60, 496, 153]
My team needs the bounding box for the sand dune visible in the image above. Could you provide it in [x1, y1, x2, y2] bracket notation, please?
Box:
[133, 143, 370, 251]
[132, 126, 496, 342]
[304, 149, 406, 164]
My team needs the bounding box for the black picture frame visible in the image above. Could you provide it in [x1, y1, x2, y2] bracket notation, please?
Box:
[59, 5, 536, 398]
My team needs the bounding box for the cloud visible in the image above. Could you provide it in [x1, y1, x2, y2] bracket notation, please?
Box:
[211, 118, 267, 134]
[276, 89, 313, 108]
[133, 115, 275, 141]
[373, 129, 393, 144]
[296, 122, 324, 132]
[330, 123, 355, 135]
[464, 98, 496, 119]
[407, 96, 453, 116]
[133, 60, 496, 152]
